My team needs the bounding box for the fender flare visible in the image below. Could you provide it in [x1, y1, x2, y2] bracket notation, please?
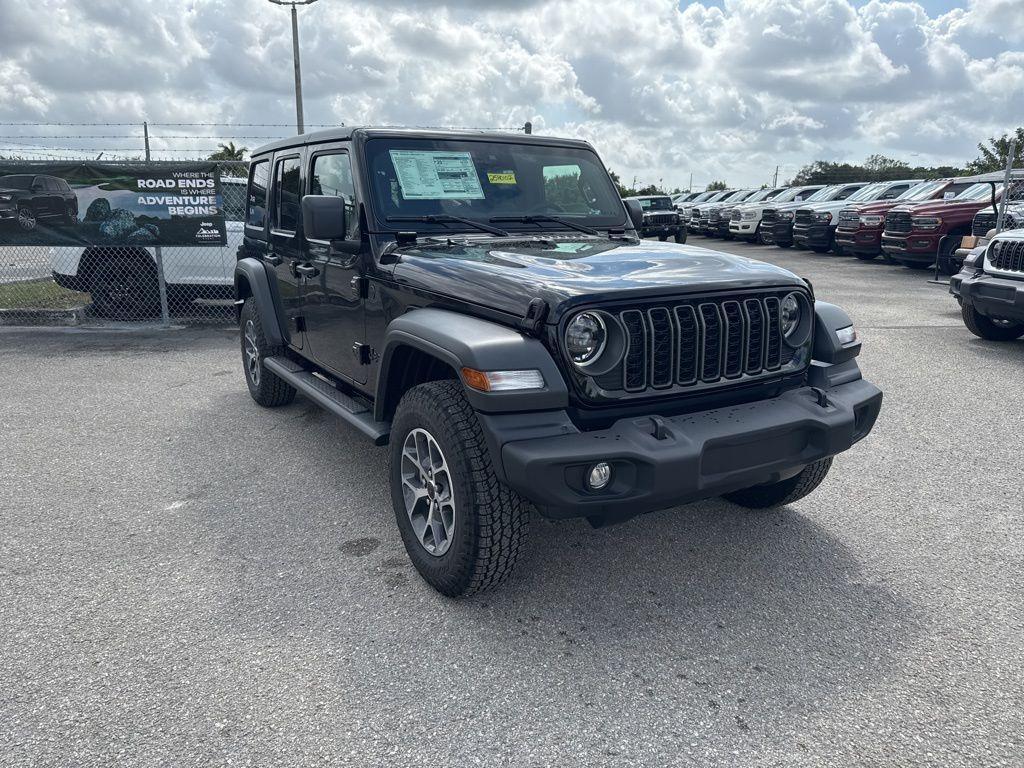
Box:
[375, 307, 569, 419]
[234, 257, 288, 347]
[813, 301, 861, 365]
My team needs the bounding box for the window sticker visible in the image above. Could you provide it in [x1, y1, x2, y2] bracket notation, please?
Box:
[389, 150, 485, 200]
[487, 172, 517, 185]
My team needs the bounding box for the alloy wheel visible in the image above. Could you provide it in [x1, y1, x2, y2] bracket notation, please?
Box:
[400, 427, 456, 556]
[243, 319, 261, 386]
[18, 208, 36, 231]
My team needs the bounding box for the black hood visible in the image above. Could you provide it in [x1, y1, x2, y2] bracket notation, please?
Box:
[390, 235, 805, 322]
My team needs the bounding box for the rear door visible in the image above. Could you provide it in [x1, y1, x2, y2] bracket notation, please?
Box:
[300, 146, 367, 384]
[268, 152, 306, 343]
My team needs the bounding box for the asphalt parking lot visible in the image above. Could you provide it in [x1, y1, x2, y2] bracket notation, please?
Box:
[2, 238, 1022, 767]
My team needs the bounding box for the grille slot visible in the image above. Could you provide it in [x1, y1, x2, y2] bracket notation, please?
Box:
[611, 293, 797, 394]
[886, 211, 912, 233]
[838, 210, 860, 228]
[762, 209, 778, 225]
[989, 238, 1024, 273]
[621, 310, 647, 392]
[648, 308, 674, 388]
[794, 209, 814, 226]
[973, 212, 996, 237]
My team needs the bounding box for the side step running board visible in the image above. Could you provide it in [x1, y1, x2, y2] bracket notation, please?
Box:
[263, 356, 390, 445]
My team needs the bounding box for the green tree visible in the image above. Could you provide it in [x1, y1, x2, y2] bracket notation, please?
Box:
[705, 180, 727, 191]
[967, 128, 1024, 173]
[207, 141, 248, 161]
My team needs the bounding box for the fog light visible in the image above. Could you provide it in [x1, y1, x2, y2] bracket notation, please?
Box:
[587, 462, 612, 490]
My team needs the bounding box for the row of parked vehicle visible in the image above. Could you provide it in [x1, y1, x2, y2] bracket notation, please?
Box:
[660, 171, 1024, 275]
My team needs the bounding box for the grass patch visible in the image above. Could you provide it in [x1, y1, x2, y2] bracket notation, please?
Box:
[0, 279, 90, 310]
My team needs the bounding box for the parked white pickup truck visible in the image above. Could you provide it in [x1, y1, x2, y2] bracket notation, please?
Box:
[729, 185, 824, 243]
[51, 176, 245, 319]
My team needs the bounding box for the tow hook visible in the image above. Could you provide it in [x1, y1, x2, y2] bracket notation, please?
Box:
[809, 387, 831, 408]
[649, 415, 672, 440]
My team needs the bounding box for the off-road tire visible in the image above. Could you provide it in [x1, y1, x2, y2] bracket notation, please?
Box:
[961, 303, 1024, 341]
[674, 232, 686, 244]
[723, 457, 833, 509]
[240, 297, 296, 407]
[389, 380, 530, 597]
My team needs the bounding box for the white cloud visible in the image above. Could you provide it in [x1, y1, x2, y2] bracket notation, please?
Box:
[0, 0, 1020, 187]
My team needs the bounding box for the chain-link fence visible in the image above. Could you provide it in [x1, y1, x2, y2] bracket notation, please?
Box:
[0, 160, 247, 326]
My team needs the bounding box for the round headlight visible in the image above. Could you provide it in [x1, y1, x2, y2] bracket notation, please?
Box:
[781, 293, 802, 338]
[565, 312, 607, 366]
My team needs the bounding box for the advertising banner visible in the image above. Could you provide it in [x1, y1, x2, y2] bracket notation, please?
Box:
[0, 161, 227, 246]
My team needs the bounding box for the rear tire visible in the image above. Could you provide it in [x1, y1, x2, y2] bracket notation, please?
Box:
[961, 303, 1024, 341]
[389, 381, 530, 597]
[88, 258, 160, 320]
[723, 458, 833, 509]
[240, 297, 296, 407]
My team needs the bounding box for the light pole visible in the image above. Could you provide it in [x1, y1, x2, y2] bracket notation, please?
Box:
[268, 0, 319, 134]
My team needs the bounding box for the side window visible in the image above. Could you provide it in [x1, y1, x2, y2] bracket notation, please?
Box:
[246, 160, 270, 228]
[881, 184, 909, 200]
[272, 157, 301, 232]
[834, 186, 858, 201]
[58, 178, 72, 192]
[41, 177, 56, 191]
[309, 152, 356, 236]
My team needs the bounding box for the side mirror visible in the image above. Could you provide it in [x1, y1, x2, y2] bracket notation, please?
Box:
[623, 198, 644, 231]
[301, 195, 347, 241]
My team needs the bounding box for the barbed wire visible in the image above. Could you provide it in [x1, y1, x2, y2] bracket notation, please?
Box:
[0, 121, 344, 127]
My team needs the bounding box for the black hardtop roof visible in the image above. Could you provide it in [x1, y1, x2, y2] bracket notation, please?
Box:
[251, 126, 596, 157]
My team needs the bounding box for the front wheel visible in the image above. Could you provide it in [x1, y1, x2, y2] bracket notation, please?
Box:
[723, 458, 833, 508]
[961, 303, 1024, 341]
[17, 206, 36, 232]
[89, 258, 160, 320]
[240, 298, 296, 406]
[389, 381, 530, 597]
[658, 235, 668, 242]
[674, 232, 686, 244]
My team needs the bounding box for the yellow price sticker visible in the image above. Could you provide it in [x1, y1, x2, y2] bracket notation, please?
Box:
[487, 172, 517, 185]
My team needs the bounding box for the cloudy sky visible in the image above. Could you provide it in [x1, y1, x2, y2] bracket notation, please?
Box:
[0, 0, 1021, 188]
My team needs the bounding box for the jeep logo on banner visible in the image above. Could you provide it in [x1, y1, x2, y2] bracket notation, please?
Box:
[0, 161, 228, 246]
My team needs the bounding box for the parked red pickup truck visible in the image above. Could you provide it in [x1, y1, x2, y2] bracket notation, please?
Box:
[835, 178, 976, 262]
[881, 172, 1024, 274]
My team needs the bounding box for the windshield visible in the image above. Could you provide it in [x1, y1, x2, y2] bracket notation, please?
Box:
[0, 175, 34, 190]
[723, 190, 752, 202]
[803, 186, 834, 203]
[847, 183, 885, 202]
[365, 138, 625, 232]
[955, 183, 995, 201]
[774, 187, 815, 203]
[637, 197, 673, 211]
[742, 188, 774, 204]
[898, 180, 944, 201]
[691, 191, 717, 203]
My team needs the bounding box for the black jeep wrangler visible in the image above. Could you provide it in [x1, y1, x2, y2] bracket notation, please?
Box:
[234, 127, 882, 596]
[623, 195, 686, 242]
[0, 173, 78, 230]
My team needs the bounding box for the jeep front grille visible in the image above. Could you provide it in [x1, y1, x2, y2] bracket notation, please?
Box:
[646, 213, 676, 225]
[886, 211, 912, 233]
[988, 238, 1024, 273]
[597, 293, 803, 395]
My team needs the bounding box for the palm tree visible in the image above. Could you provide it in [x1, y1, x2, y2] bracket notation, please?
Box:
[207, 142, 248, 161]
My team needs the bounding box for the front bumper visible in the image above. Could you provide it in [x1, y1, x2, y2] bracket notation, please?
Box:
[951, 269, 1024, 323]
[729, 220, 758, 238]
[881, 232, 939, 263]
[763, 221, 794, 246]
[793, 223, 833, 248]
[835, 226, 881, 255]
[640, 224, 684, 240]
[0, 202, 17, 220]
[489, 378, 882, 519]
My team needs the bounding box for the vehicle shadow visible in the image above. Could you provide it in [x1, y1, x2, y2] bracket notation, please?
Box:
[185, 390, 914, 733]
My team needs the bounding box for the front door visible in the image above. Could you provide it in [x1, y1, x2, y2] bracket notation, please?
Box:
[268, 153, 305, 344]
[300, 148, 367, 384]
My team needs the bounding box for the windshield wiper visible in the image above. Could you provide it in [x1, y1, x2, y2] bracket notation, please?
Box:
[489, 214, 602, 237]
[386, 214, 509, 237]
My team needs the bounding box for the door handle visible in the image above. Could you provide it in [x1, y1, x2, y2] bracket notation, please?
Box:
[294, 263, 320, 278]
